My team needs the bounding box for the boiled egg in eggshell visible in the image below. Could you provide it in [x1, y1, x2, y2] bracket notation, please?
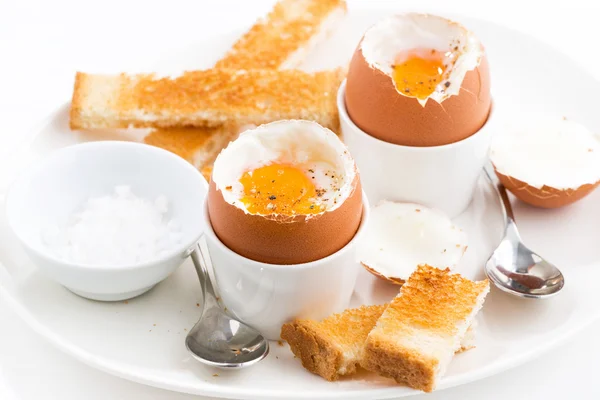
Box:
[207, 120, 363, 265]
[491, 115, 600, 208]
[345, 13, 491, 147]
[357, 201, 468, 285]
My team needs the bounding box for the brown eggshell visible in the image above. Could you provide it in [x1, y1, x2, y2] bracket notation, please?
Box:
[345, 44, 492, 147]
[207, 176, 363, 265]
[495, 169, 600, 209]
[361, 262, 405, 286]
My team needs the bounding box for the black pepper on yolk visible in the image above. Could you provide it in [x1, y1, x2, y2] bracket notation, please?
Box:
[392, 49, 447, 100]
[239, 164, 324, 215]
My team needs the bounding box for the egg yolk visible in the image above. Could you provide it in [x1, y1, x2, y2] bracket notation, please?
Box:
[392, 49, 447, 100]
[239, 164, 323, 215]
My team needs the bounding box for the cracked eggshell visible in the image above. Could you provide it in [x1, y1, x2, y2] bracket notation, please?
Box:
[206, 120, 363, 265]
[362, 263, 406, 285]
[491, 116, 600, 209]
[493, 172, 599, 209]
[207, 178, 362, 265]
[345, 13, 491, 147]
[357, 201, 468, 285]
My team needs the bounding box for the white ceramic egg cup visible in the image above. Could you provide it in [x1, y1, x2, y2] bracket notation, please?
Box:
[202, 191, 370, 340]
[338, 80, 493, 217]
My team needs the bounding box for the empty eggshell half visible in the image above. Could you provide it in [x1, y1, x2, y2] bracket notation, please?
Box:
[357, 201, 468, 285]
[491, 115, 600, 208]
[345, 13, 491, 147]
[207, 120, 363, 265]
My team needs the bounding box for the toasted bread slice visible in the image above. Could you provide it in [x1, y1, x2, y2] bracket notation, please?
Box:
[281, 304, 386, 381]
[200, 165, 213, 182]
[142, 124, 251, 173]
[140, 1, 346, 171]
[71, 1, 347, 166]
[70, 68, 344, 132]
[281, 304, 476, 382]
[216, 0, 346, 70]
[361, 265, 489, 392]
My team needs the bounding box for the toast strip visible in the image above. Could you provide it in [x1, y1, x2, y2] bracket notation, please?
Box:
[143, 125, 245, 170]
[72, 0, 347, 172]
[216, 0, 346, 70]
[142, 0, 347, 171]
[282, 303, 477, 382]
[281, 304, 386, 381]
[70, 68, 344, 132]
[361, 265, 489, 392]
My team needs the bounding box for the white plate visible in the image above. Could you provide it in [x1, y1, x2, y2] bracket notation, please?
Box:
[2, 7, 600, 400]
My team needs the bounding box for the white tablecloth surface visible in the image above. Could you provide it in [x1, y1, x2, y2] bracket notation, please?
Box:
[1, 1, 599, 398]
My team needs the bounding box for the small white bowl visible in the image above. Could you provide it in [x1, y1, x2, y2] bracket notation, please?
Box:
[6, 141, 206, 301]
[338, 80, 494, 218]
[203, 191, 370, 340]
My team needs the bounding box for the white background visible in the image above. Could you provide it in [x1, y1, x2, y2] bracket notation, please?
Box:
[1, 0, 600, 398]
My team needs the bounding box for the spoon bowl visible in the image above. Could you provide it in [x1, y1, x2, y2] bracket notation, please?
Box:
[185, 309, 269, 368]
[185, 243, 269, 368]
[485, 223, 565, 298]
[484, 165, 565, 299]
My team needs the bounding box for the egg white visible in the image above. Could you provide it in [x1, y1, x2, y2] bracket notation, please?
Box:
[360, 13, 484, 105]
[212, 120, 357, 216]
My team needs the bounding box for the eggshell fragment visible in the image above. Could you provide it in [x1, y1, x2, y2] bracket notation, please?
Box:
[494, 170, 599, 209]
[345, 14, 491, 147]
[357, 201, 468, 285]
[362, 263, 406, 285]
[491, 115, 600, 208]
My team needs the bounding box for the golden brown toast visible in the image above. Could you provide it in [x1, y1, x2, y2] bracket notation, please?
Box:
[281, 302, 477, 382]
[70, 0, 347, 172]
[141, 0, 347, 170]
[281, 304, 386, 381]
[361, 265, 489, 392]
[199, 165, 213, 182]
[142, 126, 244, 175]
[216, 0, 347, 69]
[70, 68, 344, 132]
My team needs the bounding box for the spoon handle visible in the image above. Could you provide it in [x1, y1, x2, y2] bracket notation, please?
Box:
[190, 243, 221, 311]
[484, 163, 516, 223]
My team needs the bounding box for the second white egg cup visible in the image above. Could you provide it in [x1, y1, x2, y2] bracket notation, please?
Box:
[202, 191, 369, 340]
[338, 80, 493, 218]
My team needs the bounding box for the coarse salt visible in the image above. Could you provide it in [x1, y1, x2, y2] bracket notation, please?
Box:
[41, 185, 183, 266]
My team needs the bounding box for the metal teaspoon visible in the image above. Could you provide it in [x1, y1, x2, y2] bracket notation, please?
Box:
[185, 243, 269, 368]
[483, 164, 565, 298]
